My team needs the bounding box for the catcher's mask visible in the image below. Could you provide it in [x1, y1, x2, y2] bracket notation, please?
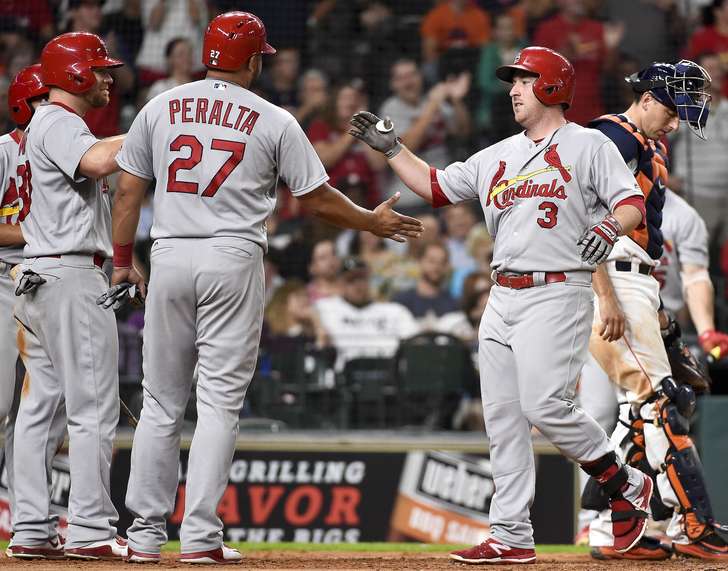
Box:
[627, 60, 712, 140]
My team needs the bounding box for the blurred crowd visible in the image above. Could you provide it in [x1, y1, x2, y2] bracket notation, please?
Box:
[6, 0, 728, 426]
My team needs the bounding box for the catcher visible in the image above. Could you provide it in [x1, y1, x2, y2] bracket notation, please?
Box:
[580, 60, 728, 561]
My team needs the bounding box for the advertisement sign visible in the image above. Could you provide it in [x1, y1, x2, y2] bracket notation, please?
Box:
[2, 446, 574, 544]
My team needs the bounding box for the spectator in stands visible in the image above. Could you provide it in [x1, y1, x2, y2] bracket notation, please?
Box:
[533, 0, 623, 125]
[379, 59, 472, 212]
[296, 69, 329, 131]
[265, 279, 328, 347]
[0, 0, 54, 43]
[347, 230, 404, 298]
[476, 12, 525, 142]
[315, 257, 419, 369]
[263, 47, 301, 112]
[420, 0, 491, 73]
[135, 0, 207, 86]
[450, 224, 494, 298]
[443, 203, 478, 274]
[604, 0, 682, 67]
[393, 242, 458, 328]
[307, 239, 341, 302]
[307, 81, 385, 208]
[145, 37, 194, 101]
[66, 0, 135, 137]
[686, 0, 728, 97]
[0, 75, 9, 133]
[671, 52, 728, 243]
[437, 271, 493, 346]
[103, 0, 144, 65]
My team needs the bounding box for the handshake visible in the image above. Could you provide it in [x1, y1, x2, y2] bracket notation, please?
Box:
[348, 111, 403, 159]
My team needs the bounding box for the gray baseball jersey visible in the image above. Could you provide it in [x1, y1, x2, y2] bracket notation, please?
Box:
[19, 103, 111, 258]
[434, 123, 642, 273]
[117, 78, 328, 250]
[0, 131, 23, 264]
[655, 188, 709, 314]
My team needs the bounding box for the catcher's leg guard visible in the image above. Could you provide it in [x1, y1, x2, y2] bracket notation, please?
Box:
[641, 378, 723, 545]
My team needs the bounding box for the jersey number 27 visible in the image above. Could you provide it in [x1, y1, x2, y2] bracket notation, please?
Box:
[167, 134, 245, 197]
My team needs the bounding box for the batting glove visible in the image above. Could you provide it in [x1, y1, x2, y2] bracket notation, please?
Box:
[349, 111, 403, 158]
[698, 329, 728, 361]
[96, 282, 145, 311]
[15, 269, 46, 296]
[578, 214, 622, 265]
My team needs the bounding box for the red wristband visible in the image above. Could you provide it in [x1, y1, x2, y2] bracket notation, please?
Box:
[113, 242, 133, 268]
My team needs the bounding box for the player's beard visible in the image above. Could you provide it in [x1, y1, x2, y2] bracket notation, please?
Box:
[86, 83, 111, 108]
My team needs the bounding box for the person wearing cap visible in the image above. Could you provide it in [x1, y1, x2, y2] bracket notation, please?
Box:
[8, 32, 129, 560]
[0, 64, 67, 560]
[350, 45, 652, 564]
[106, 11, 423, 564]
[580, 60, 727, 561]
[315, 257, 419, 370]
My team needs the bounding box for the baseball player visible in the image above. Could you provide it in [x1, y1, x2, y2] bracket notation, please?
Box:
[1, 65, 69, 560]
[351, 46, 653, 564]
[580, 61, 728, 560]
[9, 32, 128, 560]
[658, 188, 728, 358]
[106, 12, 422, 564]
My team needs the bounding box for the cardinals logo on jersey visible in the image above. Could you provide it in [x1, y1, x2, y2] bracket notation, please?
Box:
[486, 145, 573, 209]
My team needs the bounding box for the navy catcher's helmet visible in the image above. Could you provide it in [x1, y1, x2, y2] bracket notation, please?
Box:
[626, 60, 712, 139]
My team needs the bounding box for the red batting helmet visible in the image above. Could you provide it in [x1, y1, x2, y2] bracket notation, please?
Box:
[8, 64, 49, 126]
[41, 32, 123, 94]
[203, 11, 276, 71]
[496, 46, 575, 109]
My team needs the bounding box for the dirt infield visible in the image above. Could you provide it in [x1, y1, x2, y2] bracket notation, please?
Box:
[3, 551, 728, 570]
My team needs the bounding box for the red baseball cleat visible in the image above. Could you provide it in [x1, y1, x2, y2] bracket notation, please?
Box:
[611, 471, 653, 552]
[180, 544, 243, 564]
[65, 535, 128, 560]
[450, 537, 536, 564]
[5, 535, 65, 559]
[126, 546, 162, 564]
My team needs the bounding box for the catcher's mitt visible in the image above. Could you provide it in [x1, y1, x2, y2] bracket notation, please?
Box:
[662, 317, 711, 395]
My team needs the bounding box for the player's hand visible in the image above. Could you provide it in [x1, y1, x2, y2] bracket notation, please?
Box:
[578, 214, 622, 265]
[698, 329, 728, 362]
[348, 111, 402, 158]
[598, 293, 626, 342]
[371, 192, 424, 243]
[112, 265, 147, 300]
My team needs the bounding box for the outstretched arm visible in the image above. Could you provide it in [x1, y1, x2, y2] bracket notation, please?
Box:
[298, 182, 423, 243]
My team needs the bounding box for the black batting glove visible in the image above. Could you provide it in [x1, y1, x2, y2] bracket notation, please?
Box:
[15, 269, 46, 296]
[349, 111, 403, 158]
[578, 214, 622, 265]
[96, 282, 145, 311]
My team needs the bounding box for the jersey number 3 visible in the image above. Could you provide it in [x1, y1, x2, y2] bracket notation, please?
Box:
[537, 201, 558, 229]
[167, 134, 245, 197]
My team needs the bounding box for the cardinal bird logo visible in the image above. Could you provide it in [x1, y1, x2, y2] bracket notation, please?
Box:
[543, 144, 572, 183]
[486, 161, 507, 206]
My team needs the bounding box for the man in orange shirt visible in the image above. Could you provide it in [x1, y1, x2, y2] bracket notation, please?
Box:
[421, 0, 491, 65]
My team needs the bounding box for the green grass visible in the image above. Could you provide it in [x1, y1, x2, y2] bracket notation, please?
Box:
[0, 540, 589, 554]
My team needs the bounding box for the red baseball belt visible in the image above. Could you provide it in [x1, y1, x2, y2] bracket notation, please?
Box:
[494, 271, 567, 290]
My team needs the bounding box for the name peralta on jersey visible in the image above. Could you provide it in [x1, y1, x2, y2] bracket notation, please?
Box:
[433, 123, 642, 273]
[0, 131, 23, 264]
[117, 78, 329, 250]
